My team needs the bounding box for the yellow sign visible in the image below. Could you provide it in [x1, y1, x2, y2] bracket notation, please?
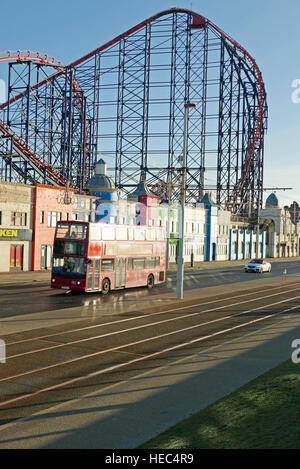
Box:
[0, 229, 18, 238]
[105, 243, 153, 256]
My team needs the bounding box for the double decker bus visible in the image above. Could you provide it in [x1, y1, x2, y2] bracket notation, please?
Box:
[51, 221, 166, 293]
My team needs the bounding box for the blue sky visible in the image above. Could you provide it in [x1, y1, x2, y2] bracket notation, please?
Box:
[0, 0, 299, 207]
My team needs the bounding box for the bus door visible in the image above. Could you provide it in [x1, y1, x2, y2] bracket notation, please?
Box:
[115, 258, 126, 289]
[87, 259, 100, 290]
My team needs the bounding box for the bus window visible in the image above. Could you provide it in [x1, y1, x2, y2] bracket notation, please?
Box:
[128, 258, 133, 270]
[101, 258, 115, 272]
[134, 229, 145, 241]
[155, 256, 160, 267]
[128, 228, 134, 241]
[146, 230, 155, 241]
[54, 240, 86, 256]
[116, 227, 128, 240]
[133, 258, 145, 270]
[56, 223, 87, 240]
[52, 256, 87, 278]
[102, 226, 115, 240]
[146, 257, 155, 269]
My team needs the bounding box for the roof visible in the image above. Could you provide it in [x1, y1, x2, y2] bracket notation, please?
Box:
[86, 174, 116, 190]
[265, 193, 279, 208]
[128, 180, 157, 199]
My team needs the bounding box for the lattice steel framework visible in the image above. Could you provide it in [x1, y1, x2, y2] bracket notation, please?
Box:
[0, 8, 267, 214]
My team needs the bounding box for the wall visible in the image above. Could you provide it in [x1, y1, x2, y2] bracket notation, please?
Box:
[33, 185, 74, 271]
[0, 182, 33, 272]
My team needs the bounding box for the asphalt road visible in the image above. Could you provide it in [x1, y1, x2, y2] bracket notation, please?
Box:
[0, 259, 299, 318]
[0, 260, 299, 448]
[0, 259, 300, 448]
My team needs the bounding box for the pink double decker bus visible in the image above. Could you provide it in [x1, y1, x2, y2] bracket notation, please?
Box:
[51, 221, 166, 293]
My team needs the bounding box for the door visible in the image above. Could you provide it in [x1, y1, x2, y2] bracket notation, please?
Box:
[93, 259, 100, 290]
[87, 260, 100, 290]
[212, 243, 217, 261]
[87, 261, 93, 290]
[41, 245, 52, 269]
[10, 245, 23, 271]
[115, 258, 126, 288]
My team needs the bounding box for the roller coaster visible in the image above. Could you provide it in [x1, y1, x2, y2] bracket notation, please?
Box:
[0, 8, 267, 215]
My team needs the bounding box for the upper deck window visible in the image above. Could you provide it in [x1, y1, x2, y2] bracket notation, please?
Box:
[56, 223, 87, 240]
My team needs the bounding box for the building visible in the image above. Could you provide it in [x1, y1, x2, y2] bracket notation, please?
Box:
[260, 193, 300, 258]
[0, 181, 33, 272]
[0, 177, 299, 273]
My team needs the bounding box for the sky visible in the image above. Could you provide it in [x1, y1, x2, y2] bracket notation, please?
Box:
[0, 0, 299, 207]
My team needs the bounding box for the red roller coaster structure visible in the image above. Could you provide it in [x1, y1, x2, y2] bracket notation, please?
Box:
[0, 8, 267, 215]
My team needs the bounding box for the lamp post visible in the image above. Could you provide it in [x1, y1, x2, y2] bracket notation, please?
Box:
[177, 103, 196, 299]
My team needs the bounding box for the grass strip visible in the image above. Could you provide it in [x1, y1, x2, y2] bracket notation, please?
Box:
[139, 359, 300, 449]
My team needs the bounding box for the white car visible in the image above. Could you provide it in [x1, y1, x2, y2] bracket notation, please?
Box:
[244, 259, 271, 273]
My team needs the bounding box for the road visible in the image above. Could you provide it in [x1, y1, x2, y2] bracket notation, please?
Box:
[0, 259, 300, 448]
[0, 259, 298, 318]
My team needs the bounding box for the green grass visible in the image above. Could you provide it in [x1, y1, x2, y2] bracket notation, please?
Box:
[139, 360, 300, 449]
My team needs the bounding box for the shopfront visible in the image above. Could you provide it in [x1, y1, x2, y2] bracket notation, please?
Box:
[0, 228, 33, 272]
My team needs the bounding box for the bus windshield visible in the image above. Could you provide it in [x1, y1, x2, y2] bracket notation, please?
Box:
[55, 223, 87, 240]
[52, 256, 87, 278]
[53, 240, 86, 256]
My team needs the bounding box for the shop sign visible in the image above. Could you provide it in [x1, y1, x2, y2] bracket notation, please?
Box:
[0, 229, 18, 238]
[0, 228, 32, 241]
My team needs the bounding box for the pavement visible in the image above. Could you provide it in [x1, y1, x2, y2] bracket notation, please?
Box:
[0, 257, 299, 448]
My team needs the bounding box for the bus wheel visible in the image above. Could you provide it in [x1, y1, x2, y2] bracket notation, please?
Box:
[102, 278, 110, 295]
[147, 274, 154, 289]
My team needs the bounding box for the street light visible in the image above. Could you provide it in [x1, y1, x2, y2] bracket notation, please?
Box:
[177, 103, 196, 299]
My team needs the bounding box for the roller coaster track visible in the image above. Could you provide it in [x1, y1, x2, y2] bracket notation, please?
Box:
[0, 51, 81, 189]
[0, 9, 266, 210]
[66, 8, 266, 211]
[0, 118, 73, 186]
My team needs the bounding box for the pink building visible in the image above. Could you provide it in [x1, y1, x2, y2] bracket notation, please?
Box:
[127, 179, 159, 226]
[32, 185, 74, 270]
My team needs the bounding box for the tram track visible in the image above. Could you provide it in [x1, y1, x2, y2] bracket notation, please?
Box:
[4, 279, 300, 348]
[4, 283, 300, 361]
[0, 279, 300, 425]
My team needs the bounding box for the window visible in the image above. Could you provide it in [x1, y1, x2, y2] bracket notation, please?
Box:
[133, 258, 145, 270]
[102, 226, 115, 240]
[55, 223, 87, 240]
[53, 240, 86, 256]
[0, 211, 2, 225]
[146, 229, 155, 241]
[52, 256, 87, 278]
[116, 227, 128, 241]
[146, 257, 155, 269]
[134, 229, 145, 241]
[11, 212, 27, 226]
[101, 258, 115, 272]
[48, 211, 62, 227]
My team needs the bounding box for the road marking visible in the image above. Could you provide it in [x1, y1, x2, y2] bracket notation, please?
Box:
[0, 298, 299, 411]
[1, 291, 300, 400]
[6, 285, 300, 361]
[1, 302, 298, 436]
[5, 280, 300, 347]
